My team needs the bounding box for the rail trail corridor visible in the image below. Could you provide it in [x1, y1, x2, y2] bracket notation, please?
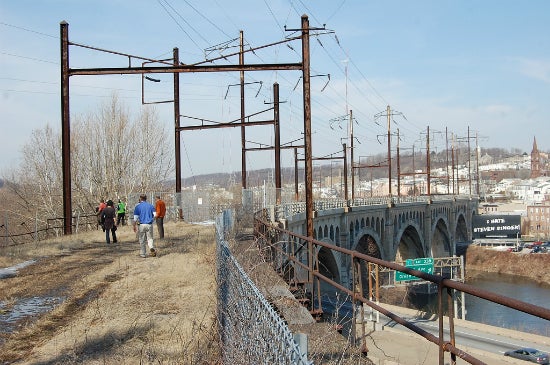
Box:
[0, 222, 219, 364]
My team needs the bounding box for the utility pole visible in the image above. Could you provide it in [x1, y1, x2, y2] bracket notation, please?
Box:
[350, 110, 355, 200]
[343, 143, 348, 201]
[413, 145, 416, 195]
[240, 31, 247, 189]
[387, 105, 392, 197]
[426, 126, 431, 197]
[476, 132, 480, 196]
[468, 126, 472, 195]
[374, 105, 404, 198]
[173, 47, 183, 220]
[294, 147, 299, 201]
[60, 21, 71, 234]
[397, 128, 401, 197]
[446, 127, 450, 195]
[274, 83, 281, 204]
[300, 15, 314, 239]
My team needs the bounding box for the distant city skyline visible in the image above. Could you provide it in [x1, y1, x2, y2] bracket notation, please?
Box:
[2, 1, 550, 177]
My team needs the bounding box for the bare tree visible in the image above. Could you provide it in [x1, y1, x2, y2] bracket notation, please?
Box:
[3, 94, 174, 233]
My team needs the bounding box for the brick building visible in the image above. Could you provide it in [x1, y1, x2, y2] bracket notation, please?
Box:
[526, 203, 550, 239]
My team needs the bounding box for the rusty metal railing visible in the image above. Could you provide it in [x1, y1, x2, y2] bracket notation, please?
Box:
[254, 216, 550, 365]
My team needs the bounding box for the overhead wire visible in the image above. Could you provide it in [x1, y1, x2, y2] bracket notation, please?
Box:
[156, 0, 204, 52]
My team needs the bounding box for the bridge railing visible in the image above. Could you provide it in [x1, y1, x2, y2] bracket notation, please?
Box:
[254, 216, 550, 365]
[273, 194, 476, 221]
[215, 210, 311, 365]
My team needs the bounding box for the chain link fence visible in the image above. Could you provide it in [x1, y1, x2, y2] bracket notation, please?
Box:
[215, 210, 311, 365]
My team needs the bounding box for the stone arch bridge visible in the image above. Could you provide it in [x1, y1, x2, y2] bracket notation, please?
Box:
[275, 195, 478, 289]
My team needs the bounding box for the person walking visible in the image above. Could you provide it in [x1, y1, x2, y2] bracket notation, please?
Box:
[133, 194, 157, 258]
[155, 195, 166, 239]
[116, 199, 126, 226]
[96, 199, 107, 231]
[102, 200, 117, 244]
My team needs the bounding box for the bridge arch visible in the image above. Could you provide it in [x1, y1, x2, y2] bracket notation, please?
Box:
[354, 230, 382, 258]
[354, 232, 382, 288]
[455, 213, 469, 243]
[394, 223, 424, 262]
[316, 239, 341, 285]
[431, 217, 451, 257]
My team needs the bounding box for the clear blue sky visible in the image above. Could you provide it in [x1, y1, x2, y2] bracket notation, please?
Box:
[2, 0, 549, 178]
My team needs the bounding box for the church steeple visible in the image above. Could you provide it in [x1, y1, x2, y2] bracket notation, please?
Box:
[531, 136, 541, 178]
[532, 136, 539, 154]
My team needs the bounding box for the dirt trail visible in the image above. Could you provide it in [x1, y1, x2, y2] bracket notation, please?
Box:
[0, 222, 218, 364]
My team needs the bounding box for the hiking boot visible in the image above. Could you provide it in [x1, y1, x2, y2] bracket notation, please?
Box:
[150, 248, 156, 257]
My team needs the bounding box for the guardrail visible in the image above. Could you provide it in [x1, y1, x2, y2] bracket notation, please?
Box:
[274, 194, 475, 221]
[255, 216, 550, 365]
[1, 213, 100, 246]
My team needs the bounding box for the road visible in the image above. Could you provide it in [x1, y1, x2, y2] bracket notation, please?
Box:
[361, 303, 550, 364]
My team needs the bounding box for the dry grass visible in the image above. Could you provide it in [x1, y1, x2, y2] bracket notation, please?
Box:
[466, 245, 550, 284]
[0, 221, 219, 364]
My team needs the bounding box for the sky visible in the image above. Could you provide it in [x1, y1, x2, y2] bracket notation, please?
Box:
[1, 0, 550, 179]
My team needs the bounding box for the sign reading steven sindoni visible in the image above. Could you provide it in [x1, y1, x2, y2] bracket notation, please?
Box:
[472, 215, 521, 238]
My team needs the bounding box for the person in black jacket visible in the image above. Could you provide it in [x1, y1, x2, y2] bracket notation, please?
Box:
[102, 200, 118, 244]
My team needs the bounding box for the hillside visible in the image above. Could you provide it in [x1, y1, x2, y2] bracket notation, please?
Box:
[465, 245, 550, 284]
[176, 147, 529, 189]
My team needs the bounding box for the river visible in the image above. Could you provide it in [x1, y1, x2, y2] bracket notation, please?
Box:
[321, 272, 550, 337]
[464, 272, 550, 336]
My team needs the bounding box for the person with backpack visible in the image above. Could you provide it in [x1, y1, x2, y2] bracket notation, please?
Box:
[96, 199, 106, 231]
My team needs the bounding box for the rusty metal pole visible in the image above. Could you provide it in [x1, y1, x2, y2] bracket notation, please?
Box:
[447, 287, 457, 365]
[173, 47, 183, 220]
[300, 14, 314, 297]
[350, 110, 354, 200]
[274, 83, 281, 204]
[343, 143, 348, 201]
[438, 283, 445, 365]
[446, 127, 450, 194]
[476, 132, 480, 196]
[452, 135, 457, 195]
[60, 21, 72, 235]
[468, 125, 472, 196]
[387, 105, 392, 197]
[427, 126, 431, 197]
[240, 31, 247, 189]
[397, 128, 401, 197]
[294, 147, 299, 201]
[301, 15, 312, 239]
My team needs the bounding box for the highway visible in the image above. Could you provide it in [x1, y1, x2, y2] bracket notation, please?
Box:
[370, 303, 550, 364]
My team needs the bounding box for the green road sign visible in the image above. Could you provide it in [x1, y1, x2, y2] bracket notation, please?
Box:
[395, 257, 434, 282]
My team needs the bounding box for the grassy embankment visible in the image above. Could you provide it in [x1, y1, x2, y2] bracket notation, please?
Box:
[465, 245, 550, 285]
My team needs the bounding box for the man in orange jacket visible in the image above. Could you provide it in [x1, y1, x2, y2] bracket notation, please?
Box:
[155, 195, 166, 239]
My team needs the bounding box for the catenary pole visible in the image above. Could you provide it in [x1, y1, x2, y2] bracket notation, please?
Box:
[60, 21, 72, 235]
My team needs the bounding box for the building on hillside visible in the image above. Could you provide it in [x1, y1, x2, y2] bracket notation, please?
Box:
[526, 202, 550, 239]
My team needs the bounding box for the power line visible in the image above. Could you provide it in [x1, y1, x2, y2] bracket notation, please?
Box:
[0, 22, 57, 39]
[1, 52, 57, 65]
[156, 0, 204, 52]
[181, 0, 232, 40]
